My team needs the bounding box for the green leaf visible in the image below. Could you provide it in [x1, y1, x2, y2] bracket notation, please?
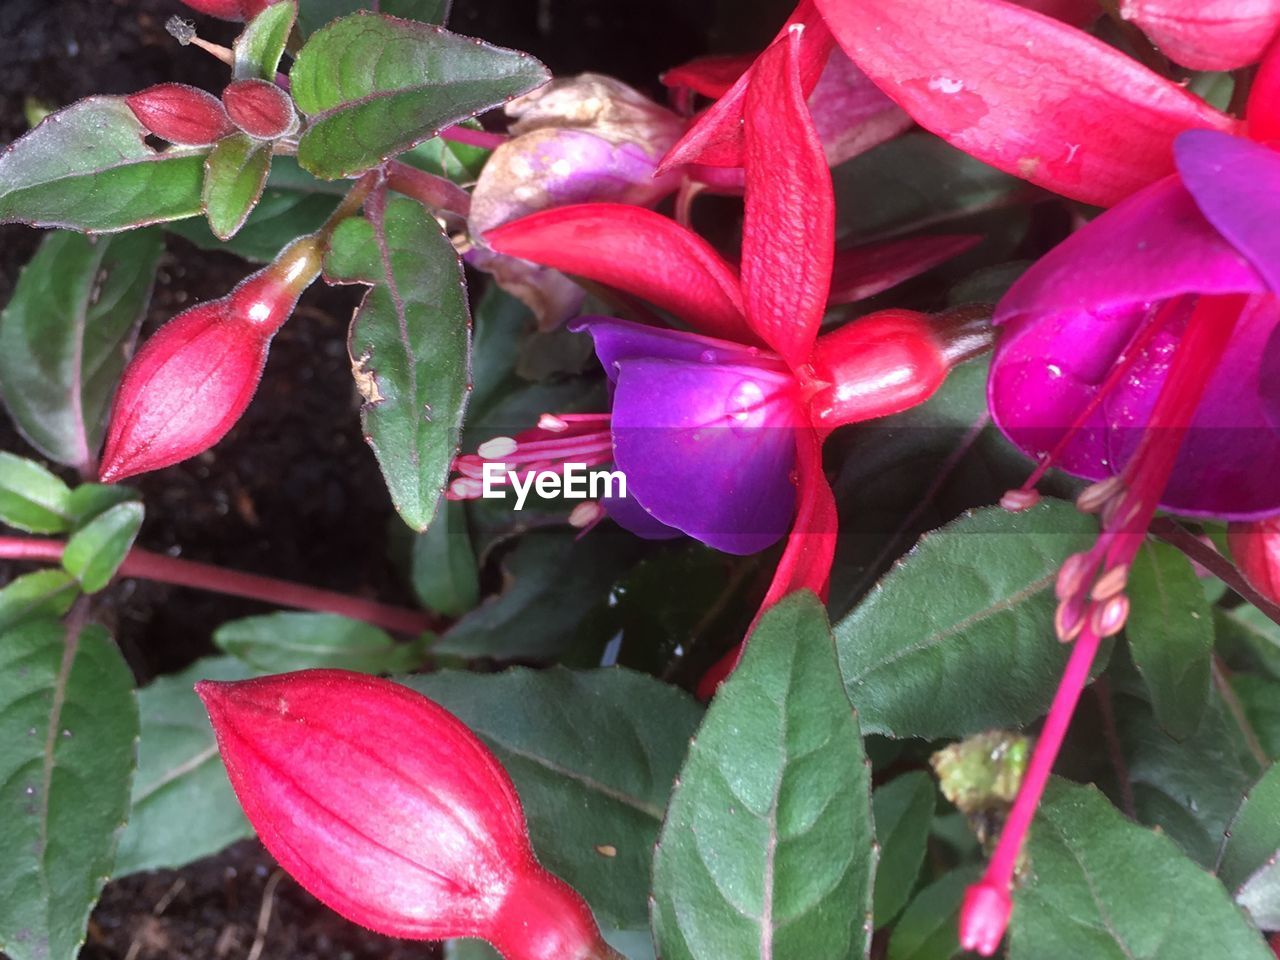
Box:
[411, 500, 480, 616]
[1218, 764, 1280, 927]
[0, 230, 163, 469]
[1231, 673, 1280, 760]
[1125, 541, 1213, 740]
[0, 618, 139, 960]
[651, 593, 875, 960]
[290, 13, 548, 178]
[202, 134, 272, 241]
[61, 501, 143, 593]
[887, 868, 977, 960]
[1217, 605, 1280, 681]
[1010, 779, 1270, 960]
[324, 196, 470, 530]
[446, 930, 654, 960]
[872, 771, 935, 927]
[835, 501, 1098, 739]
[0, 452, 73, 533]
[234, 0, 296, 80]
[0, 571, 79, 633]
[115, 657, 255, 876]
[298, 0, 452, 37]
[66, 483, 140, 528]
[213, 611, 429, 673]
[401, 130, 491, 185]
[404, 666, 701, 929]
[436, 527, 643, 660]
[0, 98, 205, 231]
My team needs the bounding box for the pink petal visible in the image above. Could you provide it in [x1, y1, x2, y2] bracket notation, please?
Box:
[1121, 0, 1280, 70]
[828, 234, 982, 305]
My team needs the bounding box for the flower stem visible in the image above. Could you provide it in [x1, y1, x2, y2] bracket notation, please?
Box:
[0, 536, 437, 636]
[440, 124, 507, 150]
[385, 160, 473, 217]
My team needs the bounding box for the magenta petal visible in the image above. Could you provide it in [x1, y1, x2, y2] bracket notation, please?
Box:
[1175, 130, 1280, 293]
[609, 357, 799, 554]
[571, 316, 784, 385]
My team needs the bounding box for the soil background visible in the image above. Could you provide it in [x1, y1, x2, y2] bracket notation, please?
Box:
[0, 0, 747, 956]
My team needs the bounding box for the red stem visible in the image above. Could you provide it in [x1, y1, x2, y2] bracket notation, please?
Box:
[440, 124, 507, 150]
[0, 536, 436, 636]
[385, 161, 473, 217]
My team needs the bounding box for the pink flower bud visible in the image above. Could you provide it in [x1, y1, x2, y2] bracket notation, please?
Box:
[1120, 0, 1280, 71]
[1229, 517, 1280, 606]
[958, 881, 1013, 956]
[196, 670, 620, 960]
[223, 80, 298, 140]
[126, 84, 234, 146]
[179, 0, 274, 20]
[99, 236, 322, 483]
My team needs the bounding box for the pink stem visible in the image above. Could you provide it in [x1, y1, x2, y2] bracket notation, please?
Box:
[440, 124, 508, 150]
[385, 161, 472, 217]
[0, 536, 436, 636]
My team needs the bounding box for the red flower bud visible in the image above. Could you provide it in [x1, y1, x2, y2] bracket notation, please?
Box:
[179, 0, 274, 20]
[100, 236, 322, 483]
[805, 307, 992, 430]
[196, 670, 620, 960]
[126, 84, 234, 146]
[223, 80, 298, 140]
[1229, 517, 1280, 606]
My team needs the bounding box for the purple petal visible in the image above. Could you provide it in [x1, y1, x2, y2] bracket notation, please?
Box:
[572, 316, 784, 385]
[1263, 323, 1280, 435]
[1175, 130, 1280, 293]
[601, 489, 682, 540]
[609, 356, 799, 554]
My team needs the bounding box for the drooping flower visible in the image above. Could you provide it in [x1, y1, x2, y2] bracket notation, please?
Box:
[197, 670, 621, 960]
[100, 234, 323, 482]
[957, 117, 1280, 955]
[460, 28, 989, 687]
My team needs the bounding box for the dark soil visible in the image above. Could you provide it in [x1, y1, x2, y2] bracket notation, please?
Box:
[0, 0, 724, 956]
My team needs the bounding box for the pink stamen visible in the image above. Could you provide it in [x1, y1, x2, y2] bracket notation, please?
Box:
[448, 413, 615, 501]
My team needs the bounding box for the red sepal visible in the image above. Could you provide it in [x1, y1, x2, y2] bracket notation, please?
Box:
[661, 54, 755, 100]
[1229, 518, 1280, 608]
[828, 234, 981, 305]
[815, 0, 1239, 206]
[126, 84, 234, 146]
[740, 28, 833, 365]
[1249, 38, 1280, 142]
[223, 79, 297, 140]
[659, 0, 833, 171]
[484, 204, 753, 343]
[180, 0, 274, 20]
[1121, 0, 1280, 71]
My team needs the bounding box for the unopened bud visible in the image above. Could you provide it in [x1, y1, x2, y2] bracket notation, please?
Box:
[1229, 517, 1280, 606]
[100, 237, 322, 482]
[179, 0, 274, 20]
[197, 670, 620, 960]
[126, 83, 233, 146]
[1120, 0, 1280, 71]
[223, 79, 297, 140]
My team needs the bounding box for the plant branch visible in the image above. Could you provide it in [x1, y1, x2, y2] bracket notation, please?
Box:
[385, 161, 473, 217]
[0, 536, 438, 636]
[1093, 676, 1136, 817]
[440, 124, 507, 150]
[1212, 655, 1269, 767]
[1149, 516, 1280, 627]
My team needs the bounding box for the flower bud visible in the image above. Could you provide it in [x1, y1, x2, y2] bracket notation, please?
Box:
[126, 84, 234, 146]
[99, 236, 322, 482]
[1120, 0, 1280, 71]
[180, 0, 274, 20]
[196, 670, 620, 960]
[805, 307, 992, 429]
[1229, 517, 1280, 606]
[223, 79, 298, 140]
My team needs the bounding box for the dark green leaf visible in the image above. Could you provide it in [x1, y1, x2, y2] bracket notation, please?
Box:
[0, 98, 205, 231]
[873, 771, 936, 927]
[0, 571, 79, 633]
[115, 657, 255, 876]
[1010, 779, 1270, 960]
[1125, 541, 1213, 740]
[290, 13, 547, 178]
[0, 230, 163, 468]
[324, 196, 470, 530]
[298, 0, 452, 37]
[405, 666, 701, 929]
[0, 452, 72, 533]
[1217, 606, 1280, 681]
[61, 501, 143, 592]
[401, 130, 490, 184]
[0, 619, 139, 960]
[1218, 764, 1280, 928]
[651, 593, 875, 960]
[887, 869, 975, 960]
[203, 134, 272, 241]
[411, 500, 479, 616]
[234, 1, 296, 80]
[213, 611, 429, 673]
[1231, 673, 1280, 760]
[835, 501, 1097, 739]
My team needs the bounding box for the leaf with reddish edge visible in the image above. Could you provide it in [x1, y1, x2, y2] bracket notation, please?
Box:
[814, 0, 1239, 207]
[484, 204, 752, 343]
[1120, 0, 1280, 71]
[828, 234, 982, 305]
[658, 0, 833, 172]
[740, 28, 833, 365]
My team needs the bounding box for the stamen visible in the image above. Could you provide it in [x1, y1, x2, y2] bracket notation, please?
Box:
[568, 501, 605, 529]
[1055, 551, 1098, 601]
[1088, 563, 1129, 602]
[1075, 475, 1124, 514]
[538, 414, 570, 433]
[1090, 594, 1130, 637]
[477, 436, 518, 459]
[1000, 488, 1041, 512]
[1055, 597, 1086, 643]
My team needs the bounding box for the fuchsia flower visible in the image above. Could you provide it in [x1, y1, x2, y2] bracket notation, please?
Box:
[955, 52, 1280, 958]
[1230, 517, 1280, 607]
[1120, 0, 1280, 70]
[198, 671, 621, 960]
[456, 28, 988, 689]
